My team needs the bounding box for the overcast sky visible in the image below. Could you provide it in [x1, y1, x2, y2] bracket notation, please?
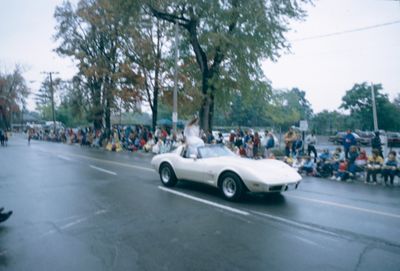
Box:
[0, 0, 399, 113]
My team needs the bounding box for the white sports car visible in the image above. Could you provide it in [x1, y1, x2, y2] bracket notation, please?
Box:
[151, 144, 302, 201]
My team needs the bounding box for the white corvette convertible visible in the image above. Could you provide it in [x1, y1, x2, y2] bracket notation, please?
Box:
[151, 144, 302, 201]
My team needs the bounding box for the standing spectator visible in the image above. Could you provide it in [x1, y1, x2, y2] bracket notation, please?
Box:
[253, 132, 261, 158]
[293, 134, 303, 157]
[243, 130, 251, 148]
[0, 130, 4, 146]
[234, 133, 243, 150]
[305, 131, 318, 162]
[343, 129, 357, 159]
[264, 131, 275, 158]
[371, 131, 383, 158]
[382, 151, 397, 186]
[228, 130, 235, 149]
[365, 149, 384, 185]
[246, 138, 254, 158]
[206, 130, 215, 144]
[216, 132, 224, 144]
[284, 128, 296, 157]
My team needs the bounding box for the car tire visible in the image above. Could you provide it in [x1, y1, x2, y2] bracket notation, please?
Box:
[159, 163, 178, 187]
[219, 172, 244, 201]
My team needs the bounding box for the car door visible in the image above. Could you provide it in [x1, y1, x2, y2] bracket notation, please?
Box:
[174, 156, 206, 183]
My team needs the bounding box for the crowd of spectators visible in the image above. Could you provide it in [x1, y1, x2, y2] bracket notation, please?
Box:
[26, 125, 399, 186]
[275, 128, 399, 186]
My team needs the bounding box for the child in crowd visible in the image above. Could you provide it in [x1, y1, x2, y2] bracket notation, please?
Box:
[238, 145, 246, 157]
[382, 151, 398, 186]
[334, 159, 349, 181]
[292, 156, 303, 172]
[283, 156, 294, 167]
[365, 149, 384, 184]
[331, 147, 345, 179]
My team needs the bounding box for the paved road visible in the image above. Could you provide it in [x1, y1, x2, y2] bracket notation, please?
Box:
[1, 136, 400, 271]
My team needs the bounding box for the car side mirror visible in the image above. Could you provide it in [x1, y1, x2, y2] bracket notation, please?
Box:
[190, 154, 197, 160]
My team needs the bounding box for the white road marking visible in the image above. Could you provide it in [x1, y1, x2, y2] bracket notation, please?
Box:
[57, 155, 72, 161]
[294, 236, 321, 247]
[251, 210, 339, 237]
[158, 186, 250, 216]
[90, 165, 117, 176]
[286, 194, 400, 220]
[60, 152, 154, 172]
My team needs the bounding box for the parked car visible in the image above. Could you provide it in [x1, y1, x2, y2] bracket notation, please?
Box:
[355, 130, 375, 146]
[329, 132, 361, 145]
[151, 144, 302, 201]
[387, 132, 400, 148]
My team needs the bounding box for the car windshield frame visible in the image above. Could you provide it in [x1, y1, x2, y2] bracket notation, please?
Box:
[197, 144, 236, 159]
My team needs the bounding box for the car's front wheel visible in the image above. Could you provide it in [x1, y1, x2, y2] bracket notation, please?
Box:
[219, 172, 244, 201]
[159, 163, 178, 187]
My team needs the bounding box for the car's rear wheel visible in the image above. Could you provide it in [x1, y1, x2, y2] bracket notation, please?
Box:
[220, 172, 244, 201]
[159, 163, 177, 187]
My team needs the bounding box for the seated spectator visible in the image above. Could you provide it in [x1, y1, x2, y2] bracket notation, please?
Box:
[292, 156, 304, 172]
[382, 151, 398, 186]
[365, 149, 384, 185]
[300, 156, 315, 176]
[334, 159, 349, 181]
[347, 146, 359, 179]
[317, 149, 333, 177]
[330, 147, 345, 179]
[283, 156, 293, 167]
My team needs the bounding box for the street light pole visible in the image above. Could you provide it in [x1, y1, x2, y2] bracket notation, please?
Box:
[42, 71, 59, 132]
[172, 22, 179, 132]
[371, 82, 378, 131]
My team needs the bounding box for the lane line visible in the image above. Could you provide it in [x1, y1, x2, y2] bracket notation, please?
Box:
[294, 236, 321, 248]
[251, 210, 339, 237]
[90, 165, 117, 176]
[57, 155, 72, 161]
[55, 151, 154, 173]
[158, 186, 250, 216]
[286, 194, 400, 220]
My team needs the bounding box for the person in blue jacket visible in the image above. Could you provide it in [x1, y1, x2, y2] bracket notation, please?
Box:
[343, 129, 357, 159]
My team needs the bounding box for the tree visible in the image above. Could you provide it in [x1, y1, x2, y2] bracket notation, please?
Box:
[54, 0, 142, 130]
[340, 82, 400, 131]
[35, 76, 62, 121]
[310, 110, 350, 134]
[120, 11, 170, 131]
[148, 0, 311, 131]
[0, 66, 29, 129]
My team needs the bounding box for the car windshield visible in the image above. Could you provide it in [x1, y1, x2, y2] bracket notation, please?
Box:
[198, 145, 236, 159]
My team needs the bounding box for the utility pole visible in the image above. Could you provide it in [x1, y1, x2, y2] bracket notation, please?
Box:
[371, 82, 378, 131]
[42, 71, 59, 132]
[172, 22, 179, 132]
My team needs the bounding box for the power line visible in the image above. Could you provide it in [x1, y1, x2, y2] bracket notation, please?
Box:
[291, 19, 400, 42]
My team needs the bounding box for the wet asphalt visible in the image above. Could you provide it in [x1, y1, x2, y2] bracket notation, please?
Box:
[1, 135, 400, 271]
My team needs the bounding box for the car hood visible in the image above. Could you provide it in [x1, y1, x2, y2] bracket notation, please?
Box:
[217, 156, 302, 184]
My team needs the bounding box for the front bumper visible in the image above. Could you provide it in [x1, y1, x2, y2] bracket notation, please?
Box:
[247, 181, 301, 193]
